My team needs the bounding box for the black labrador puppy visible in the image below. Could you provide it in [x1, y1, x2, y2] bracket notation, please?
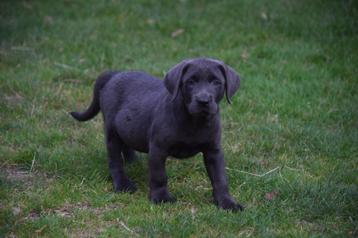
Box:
[71, 58, 243, 211]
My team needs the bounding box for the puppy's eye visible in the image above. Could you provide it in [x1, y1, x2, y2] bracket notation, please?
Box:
[212, 80, 221, 86]
[186, 78, 196, 86]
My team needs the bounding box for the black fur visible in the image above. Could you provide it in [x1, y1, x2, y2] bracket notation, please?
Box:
[70, 58, 243, 211]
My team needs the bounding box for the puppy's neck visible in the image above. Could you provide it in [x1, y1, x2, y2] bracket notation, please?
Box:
[190, 113, 217, 127]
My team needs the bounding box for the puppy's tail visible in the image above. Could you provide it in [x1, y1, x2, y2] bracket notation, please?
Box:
[70, 71, 118, 122]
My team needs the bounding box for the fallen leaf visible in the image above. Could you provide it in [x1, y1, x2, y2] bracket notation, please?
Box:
[191, 206, 197, 219]
[265, 191, 278, 200]
[44, 16, 54, 25]
[35, 224, 47, 233]
[54, 208, 71, 218]
[146, 18, 155, 25]
[191, 207, 197, 215]
[261, 12, 268, 21]
[23, 2, 33, 10]
[241, 49, 249, 61]
[12, 207, 21, 216]
[171, 28, 184, 38]
[5, 93, 23, 105]
[25, 210, 40, 221]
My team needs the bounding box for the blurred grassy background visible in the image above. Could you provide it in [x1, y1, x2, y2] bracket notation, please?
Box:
[1, 0, 357, 237]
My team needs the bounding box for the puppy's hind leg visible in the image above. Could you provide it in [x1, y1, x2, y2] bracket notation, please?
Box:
[105, 129, 137, 193]
[122, 146, 137, 163]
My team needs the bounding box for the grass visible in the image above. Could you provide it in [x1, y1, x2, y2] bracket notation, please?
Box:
[0, 0, 357, 237]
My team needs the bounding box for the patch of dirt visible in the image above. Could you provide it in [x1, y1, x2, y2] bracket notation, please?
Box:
[68, 219, 139, 238]
[2, 166, 34, 185]
[2, 166, 130, 237]
[52, 202, 120, 218]
[24, 202, 122, 221]
[24, 210, 40, 221]
[4, 93, 23, 105]
[23, 202, 129, 237]
[1, 165, 52, 187]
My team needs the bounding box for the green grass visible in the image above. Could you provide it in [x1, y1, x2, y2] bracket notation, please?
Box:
[1, 0, 357, 237]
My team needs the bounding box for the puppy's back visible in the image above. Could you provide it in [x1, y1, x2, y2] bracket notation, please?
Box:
[99, 71, 165, 122]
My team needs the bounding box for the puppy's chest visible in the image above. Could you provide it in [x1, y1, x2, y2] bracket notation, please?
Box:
[167, 130, 213, 159]
[168, 142, 204, 159]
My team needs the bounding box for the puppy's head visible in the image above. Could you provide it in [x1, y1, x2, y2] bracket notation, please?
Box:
[164, 58, 240, 116]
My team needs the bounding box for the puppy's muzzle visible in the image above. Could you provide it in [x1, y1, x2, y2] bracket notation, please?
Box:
[195, 93, 212, 106]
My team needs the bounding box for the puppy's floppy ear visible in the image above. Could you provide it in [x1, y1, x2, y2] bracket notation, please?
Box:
[164, 60, 190, 101]
[216, 61, 240, 104]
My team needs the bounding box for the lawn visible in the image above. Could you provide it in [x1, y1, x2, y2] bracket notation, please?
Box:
[1, 0, 357, 237]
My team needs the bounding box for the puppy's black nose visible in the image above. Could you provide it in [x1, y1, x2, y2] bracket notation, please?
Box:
[196, 93, 211, 105]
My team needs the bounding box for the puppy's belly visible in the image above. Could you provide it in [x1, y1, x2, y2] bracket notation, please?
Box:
[114, 109, 150, 153]
[168, 143, 202, 159]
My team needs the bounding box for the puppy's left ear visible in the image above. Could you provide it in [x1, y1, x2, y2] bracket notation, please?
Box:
[164, 60, 190, 101]
[218, 63, 240, 104]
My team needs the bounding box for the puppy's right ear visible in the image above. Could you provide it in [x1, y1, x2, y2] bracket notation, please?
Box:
[164, 60, 190, 101]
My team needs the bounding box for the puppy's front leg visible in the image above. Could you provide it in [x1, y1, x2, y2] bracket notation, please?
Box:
[148, 143, 176, 203]
[203, 148, 244, 211]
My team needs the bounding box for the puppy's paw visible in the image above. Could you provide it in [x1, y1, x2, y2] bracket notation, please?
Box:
[150, 188, 176, 204]
[215, 197, 244, 212]
[113, 179, 137, 193]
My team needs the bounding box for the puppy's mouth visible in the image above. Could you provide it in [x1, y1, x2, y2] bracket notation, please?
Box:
[187, 103, 218, 116]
